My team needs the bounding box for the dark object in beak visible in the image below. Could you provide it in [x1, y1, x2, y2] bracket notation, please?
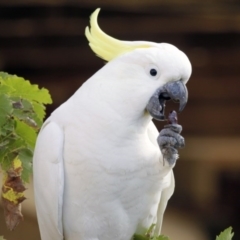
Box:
[146, 81, 188, 121]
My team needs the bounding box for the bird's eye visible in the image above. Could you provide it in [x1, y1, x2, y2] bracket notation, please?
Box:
[150, 69, 157, 76]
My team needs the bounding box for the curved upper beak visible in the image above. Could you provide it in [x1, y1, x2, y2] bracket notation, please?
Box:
[146, 80, 188, 121]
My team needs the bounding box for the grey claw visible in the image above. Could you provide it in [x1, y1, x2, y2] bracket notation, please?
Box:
[164, 124, 182, 133]
[158, 127, 185, 148]
[158, 124, 185, 166]
[158, 136, 178, 149]
[158, 135, 185, 149]
[178, 136, 185, 148]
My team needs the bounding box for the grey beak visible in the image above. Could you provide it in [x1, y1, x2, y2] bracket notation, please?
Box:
[146, 80, 188, 121]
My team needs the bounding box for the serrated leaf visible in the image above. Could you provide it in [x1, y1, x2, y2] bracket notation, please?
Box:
[15, 119, 37, 149]
[32, 101, 46, 122]
[11, 99, 40, 129]
[0, 71, 52, 230]
[0, 72, 52, 104]
[0, 94, 12, 127]
[15, 98, 32, 111]
[0, 71, 10, 80]
[216, 227, 234, 240]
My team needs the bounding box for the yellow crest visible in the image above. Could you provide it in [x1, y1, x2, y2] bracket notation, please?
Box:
[85, 8, 155, 61]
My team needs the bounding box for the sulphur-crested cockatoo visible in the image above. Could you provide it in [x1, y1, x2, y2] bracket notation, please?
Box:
[33, 8, 191, 240]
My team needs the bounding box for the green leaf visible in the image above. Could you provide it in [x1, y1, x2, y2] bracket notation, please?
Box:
[0, 72, 52, 104]
[133, 234, 170, 240]
[153, 235, 170, 240]
[0, 140, 9, 148]
[0, 94, 12, 127]
[0, 138, 24, 158]
[216, 227, 234, 240]
[133, 224, 170, 240]
[0, 71, 53, 228]
[32, 101, 46, 122]
[0, 138, 25, 170]
[15, 119, 37, 149]
[0, 236, 7, 240]
[133, 234, 149, 240]
[0, 81, 11, 94]
[19, 148, 33, 183]
[0, 71, 10, 80]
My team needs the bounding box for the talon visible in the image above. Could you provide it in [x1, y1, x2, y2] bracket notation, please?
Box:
[178, 136, 185, 148]
[164, 124, 182, 133]
[158, 136, 178, 149]
[158, 123, 184, 166]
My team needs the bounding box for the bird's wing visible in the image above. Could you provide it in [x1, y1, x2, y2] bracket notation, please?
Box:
[33, 120, 64, 240]
[154, 170, 175, 236]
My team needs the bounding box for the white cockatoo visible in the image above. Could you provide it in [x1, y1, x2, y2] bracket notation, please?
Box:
[33, 8, 192, 240]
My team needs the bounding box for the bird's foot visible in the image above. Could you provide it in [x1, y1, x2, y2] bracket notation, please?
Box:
[157, 123, 184, 166]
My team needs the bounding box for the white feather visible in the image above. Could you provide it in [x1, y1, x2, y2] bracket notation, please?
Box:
[154, 171, 175, 236]
[33, 121, 64, 240]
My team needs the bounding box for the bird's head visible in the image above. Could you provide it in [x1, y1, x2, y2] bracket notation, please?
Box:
[85, 9, 192, 121]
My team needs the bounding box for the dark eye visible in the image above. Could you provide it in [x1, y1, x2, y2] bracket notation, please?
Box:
[150, 69, 157, 76]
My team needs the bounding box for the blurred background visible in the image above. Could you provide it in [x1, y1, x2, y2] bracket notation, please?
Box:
[0, 0, 240, 239]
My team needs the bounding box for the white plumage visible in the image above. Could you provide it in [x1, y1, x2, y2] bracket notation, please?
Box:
[33, 9, 191, 240]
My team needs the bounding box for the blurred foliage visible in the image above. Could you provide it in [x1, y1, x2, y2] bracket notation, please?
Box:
[133, 225, 234, 240]
[0, 72, 52, 230]
[216, 227, 234, 240]
[0, 72, 52, 182]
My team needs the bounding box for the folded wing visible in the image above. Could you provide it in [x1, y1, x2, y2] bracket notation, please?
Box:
[33, 120, 65, 240]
